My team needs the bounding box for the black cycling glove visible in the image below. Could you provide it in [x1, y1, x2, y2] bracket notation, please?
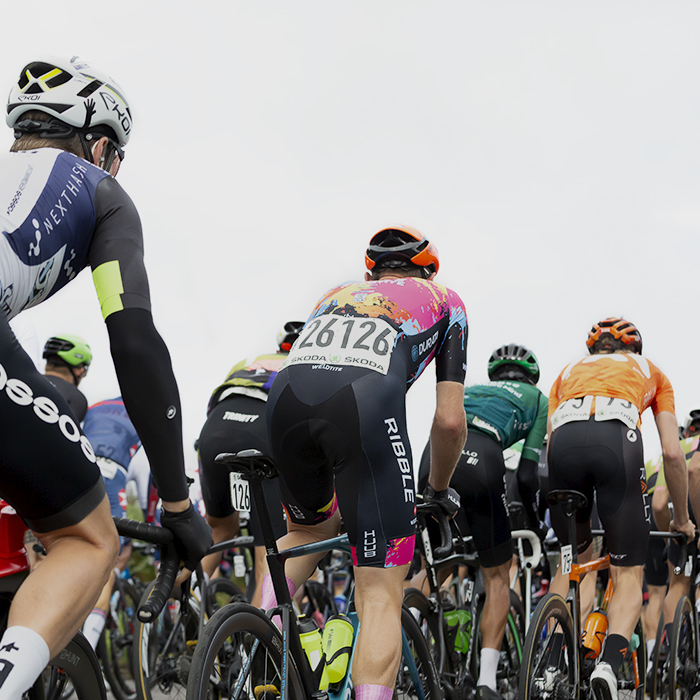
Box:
[423, 484, 461, 519]
[160, 502, 213, 570]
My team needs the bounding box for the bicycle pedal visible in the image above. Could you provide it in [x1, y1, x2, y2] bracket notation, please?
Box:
[254, 684, 280, 700]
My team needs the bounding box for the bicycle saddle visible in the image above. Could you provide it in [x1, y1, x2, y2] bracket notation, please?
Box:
[546, 489, 588, 516]
[215, 449, 279, 480]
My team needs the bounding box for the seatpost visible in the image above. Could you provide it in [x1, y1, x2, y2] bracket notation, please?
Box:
[248, 477, 293, 608]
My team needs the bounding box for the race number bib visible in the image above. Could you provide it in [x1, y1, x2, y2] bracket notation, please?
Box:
[594, 396, 639, 430]
[550, 396, 593, 431]
[282, 316, 398, 375]
[229, 472, 251, 513]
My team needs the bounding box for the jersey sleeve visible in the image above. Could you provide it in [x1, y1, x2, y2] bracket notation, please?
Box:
[88, 177, 151, 320]
[649, 363, 676, 416]
[435, 289, 468, 384]
[522, 391, 548, 462]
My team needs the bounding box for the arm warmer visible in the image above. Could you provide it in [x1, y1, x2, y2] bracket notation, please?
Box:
[105, 307, 189, 502]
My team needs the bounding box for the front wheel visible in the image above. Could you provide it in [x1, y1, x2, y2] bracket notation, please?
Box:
[187, 602, 305, 700]
[518, 593, 578, 700]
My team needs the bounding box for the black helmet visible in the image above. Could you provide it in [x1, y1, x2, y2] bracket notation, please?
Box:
[487, 344, 540, 385]
[277, 321, 305, 351]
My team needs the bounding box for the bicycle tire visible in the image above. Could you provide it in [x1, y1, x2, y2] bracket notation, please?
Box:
[186, 602, 305, 700]
[97, 578, 140, 700]
[403, 587, 443, 671]
[37, 632, 107, 700]
[668, 596, 698, 700]
[618, 617, 646, 700]
[206, 576, 245, 616]
[648, 612, 665, 700]
[132, 580, 199, 700]
[518, 593, 578, 700]
[471, 590, 523, 700]
[397, 604, 442, 700]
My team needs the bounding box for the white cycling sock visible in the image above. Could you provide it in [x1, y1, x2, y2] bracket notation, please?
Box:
[647, 638, 655, 658]
[0, 625, 50, 700]
[477, 646, 500, 691]
[82, 608, 107, 650]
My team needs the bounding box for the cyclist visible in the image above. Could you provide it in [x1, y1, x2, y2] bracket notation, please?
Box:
[0, 56, 211, 697]
[547, 317, 695, 700]
[42, 334, 92, 422]
[417, 343, 547, 700]
[642, 410, 700, 664]
[196, 321, 304, 605]
[264, 225, 467, 700]
[80, 396, 142, 649]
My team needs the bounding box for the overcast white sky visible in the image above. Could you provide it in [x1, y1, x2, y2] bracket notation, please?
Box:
[2, 0, 700, 474]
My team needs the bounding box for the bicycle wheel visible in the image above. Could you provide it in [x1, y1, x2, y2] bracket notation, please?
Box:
[206, 576, 245, 616]
[648, 613, 665, 700]
[667, 596, 698, 700]
[403, 587, 443, 670]
[187, 602, 305, 700]
[518, 593, 578, 700]
[617, 617, 646, 700]
[37, 632, 107, 700]
[97, 578, 140, 700]
[396, 605, 442, 700]
[132, 580, 199, 700]
[471, 590, 523, 700]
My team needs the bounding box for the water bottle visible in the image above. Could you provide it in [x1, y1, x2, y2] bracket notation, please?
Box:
[322, 614, 354, 684]
[298, 615, 329, 690]
[443, 603, 471, 654]
[581, 609, 608, 659]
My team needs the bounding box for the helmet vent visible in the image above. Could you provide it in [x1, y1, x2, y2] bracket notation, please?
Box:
[25, 83, 44, 94]
[77, 80, 102, 98]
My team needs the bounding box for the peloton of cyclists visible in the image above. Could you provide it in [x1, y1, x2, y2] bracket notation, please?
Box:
[546, 317, 695, 700]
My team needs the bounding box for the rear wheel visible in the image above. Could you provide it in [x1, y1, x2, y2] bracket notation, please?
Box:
[518, 593, 578, 700]
[668, 596, 698, 700]
[397, 605, 442, 699]
[187, 602, 305, 700]
[97, 578, 140, 700]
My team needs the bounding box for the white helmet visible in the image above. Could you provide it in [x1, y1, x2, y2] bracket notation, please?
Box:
[6, 56, 132, 147]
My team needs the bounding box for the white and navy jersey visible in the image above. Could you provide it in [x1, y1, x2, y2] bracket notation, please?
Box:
[0, 148, 150, 319]
[0, 147, 190, 504]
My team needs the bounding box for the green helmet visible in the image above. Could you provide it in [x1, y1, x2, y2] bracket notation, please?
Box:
[42, 334, 92, 368]
[487, 344, 540, 385]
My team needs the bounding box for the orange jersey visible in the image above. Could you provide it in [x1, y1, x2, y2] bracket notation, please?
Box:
[549, 353, 675, 425]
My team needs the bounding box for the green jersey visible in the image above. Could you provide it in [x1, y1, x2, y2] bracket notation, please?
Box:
[464, 381, 548, 462]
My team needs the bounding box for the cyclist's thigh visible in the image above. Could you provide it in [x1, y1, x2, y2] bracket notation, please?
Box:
[0, 317, 104, 532]
[547, 420, 596, 551]
[592, 420, 649, 566]
[337, 371, 416, 567]
[449, 431, 512, 567]
[97, 457, 129, 547]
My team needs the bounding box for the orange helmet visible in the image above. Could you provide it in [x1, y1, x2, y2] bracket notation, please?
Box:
[365, 225, 439, 278]
[586, 317, 642, 354]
